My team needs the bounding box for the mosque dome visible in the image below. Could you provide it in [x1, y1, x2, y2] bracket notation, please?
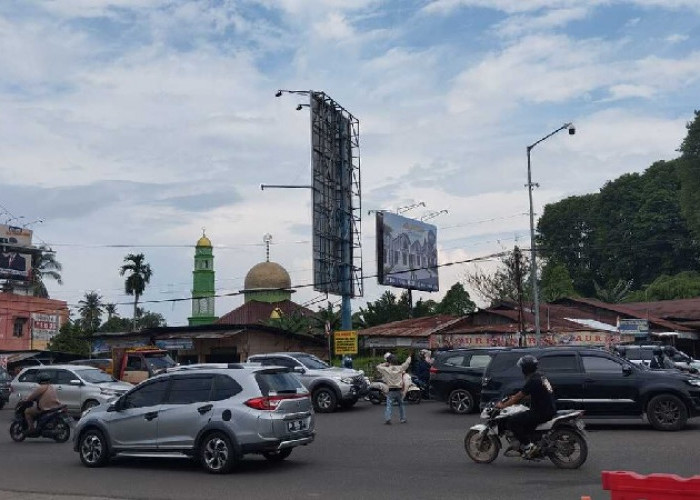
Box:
[196, 235, 212, 248]
[244, 261, 291, 290]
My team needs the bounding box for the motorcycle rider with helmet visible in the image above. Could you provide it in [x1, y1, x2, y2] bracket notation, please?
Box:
[495, 355, 556, 457]
[23, 371, 62, 433]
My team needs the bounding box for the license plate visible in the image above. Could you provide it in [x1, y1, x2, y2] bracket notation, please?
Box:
[287, 419, 307, 432]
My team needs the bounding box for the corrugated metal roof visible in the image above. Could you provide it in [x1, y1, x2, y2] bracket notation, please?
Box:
[624, 298, 700, 321]
[359, 315, 462, 337]
[216, 300, 315, 325]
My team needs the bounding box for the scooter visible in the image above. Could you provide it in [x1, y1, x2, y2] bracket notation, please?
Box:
[367, 374, 422, 405]
[9, 400, 72, 443]
[464, 399, 588, 469]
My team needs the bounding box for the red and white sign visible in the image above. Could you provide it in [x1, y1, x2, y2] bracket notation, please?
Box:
[31, 313, 60, 341]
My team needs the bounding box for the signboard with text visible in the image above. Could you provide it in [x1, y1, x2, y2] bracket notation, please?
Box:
[618, 319, 649, 337]
[334, 330, 358, 355]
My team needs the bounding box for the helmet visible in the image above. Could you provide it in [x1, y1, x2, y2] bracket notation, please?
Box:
[384, 352, 392, 361]
[517, 355, 538, 375]
[37, 372, 52, 383]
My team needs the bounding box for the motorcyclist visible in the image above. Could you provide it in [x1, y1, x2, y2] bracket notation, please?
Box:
[23, 372, 62, 433]
[495, 355, 556, 457]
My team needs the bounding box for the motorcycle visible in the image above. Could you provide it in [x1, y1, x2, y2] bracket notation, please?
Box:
[9, 400, 72, 443]
[367, 374, 422, 405]
[464, 400, 588, 469]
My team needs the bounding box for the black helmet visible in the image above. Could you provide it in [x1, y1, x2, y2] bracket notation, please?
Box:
[37, 372, 52, 383]
[517, 355, 538, 375]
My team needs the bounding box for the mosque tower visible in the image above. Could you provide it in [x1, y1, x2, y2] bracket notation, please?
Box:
[188, 230, 218, 326]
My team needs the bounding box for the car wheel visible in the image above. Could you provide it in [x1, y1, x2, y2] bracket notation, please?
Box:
[9, 421, 26, 442]
[79, 429, 110, 467]
[647, 394, 688, 431]
[199, 432, 236, 474]
[81, 400, 100, 413]
[448, 388, 475, 414]
[262, 448, 293, 462]
[312, 387, 337, 413]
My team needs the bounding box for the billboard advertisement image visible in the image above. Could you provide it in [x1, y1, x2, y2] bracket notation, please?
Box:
[0, 251, 31, 280]
[376, 212, 438, 292]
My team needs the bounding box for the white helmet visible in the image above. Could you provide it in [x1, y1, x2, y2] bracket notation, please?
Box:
[384, 352, 392, 361]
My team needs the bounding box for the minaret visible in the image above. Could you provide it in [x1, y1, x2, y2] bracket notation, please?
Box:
[188, 229, 218, 326]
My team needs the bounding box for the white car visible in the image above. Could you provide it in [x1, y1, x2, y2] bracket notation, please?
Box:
[9, 365, 133, 417]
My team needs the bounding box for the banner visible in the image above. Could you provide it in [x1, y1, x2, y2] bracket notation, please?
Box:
[431, 332, 628, 349]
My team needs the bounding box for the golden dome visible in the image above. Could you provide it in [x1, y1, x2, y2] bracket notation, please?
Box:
[196, 235, 212, 247]
[244, 261, 291, 290]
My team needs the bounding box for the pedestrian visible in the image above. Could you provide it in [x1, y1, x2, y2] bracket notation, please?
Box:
[376, 351, 412, 424]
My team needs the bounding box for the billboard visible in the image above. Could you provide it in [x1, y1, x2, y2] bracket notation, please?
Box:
[0, 252, 31, 280]
[310, 92, 362, 297]
[31, 313, 60, 349]
[0, 224, 32, 247]
[376, 212, 438, 292]
[618, 318, 649, 337]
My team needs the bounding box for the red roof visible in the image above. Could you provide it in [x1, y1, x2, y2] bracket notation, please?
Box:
[359, 315, 462, 337]
[624, 298, 700, 322]
[216, 300, 316, 326]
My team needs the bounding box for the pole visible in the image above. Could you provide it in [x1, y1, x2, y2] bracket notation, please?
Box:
[527, 146, 541, 346]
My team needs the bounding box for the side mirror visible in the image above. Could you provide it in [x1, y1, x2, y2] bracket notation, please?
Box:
[293, 366, 306, 374]
[107, 401, 118, 412]
[69, 379, 83, 386]
[622, 365, 633, 376]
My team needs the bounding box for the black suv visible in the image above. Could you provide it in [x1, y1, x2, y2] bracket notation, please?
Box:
[429, 348, 504, 414]
[481, 347, 700, 431]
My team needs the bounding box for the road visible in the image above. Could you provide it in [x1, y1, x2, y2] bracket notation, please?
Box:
[0, 401, 697, 500]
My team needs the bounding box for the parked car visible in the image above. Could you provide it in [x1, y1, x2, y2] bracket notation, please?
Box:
[68, 358, 114, 375]
[481, 347, 700, 431]
[73, 363, 315, 473]
[429, 348, 505, 414]
[9, 365, 133, 417]
[0, 366, 11, 409]
[247, 352, 369, 413]
[613, 345, 698, 372]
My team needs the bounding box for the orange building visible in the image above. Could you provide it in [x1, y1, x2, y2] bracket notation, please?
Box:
[0, 293, 69, 350]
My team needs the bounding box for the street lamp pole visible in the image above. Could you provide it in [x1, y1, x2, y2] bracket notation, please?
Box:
[527, 122, 575, 346]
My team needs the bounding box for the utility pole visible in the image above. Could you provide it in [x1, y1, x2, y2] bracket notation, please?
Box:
[514, 246, 525, 346]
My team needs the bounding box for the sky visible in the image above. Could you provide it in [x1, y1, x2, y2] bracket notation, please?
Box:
[1, 0, 699, 325]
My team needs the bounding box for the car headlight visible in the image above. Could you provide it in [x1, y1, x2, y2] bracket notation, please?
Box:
[100, 388, 118, 396]
[338, 377, 355, 385]
[685, 379, 700, 387]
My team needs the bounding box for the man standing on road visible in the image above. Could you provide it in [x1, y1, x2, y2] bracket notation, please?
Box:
[377, 352, 412, 425]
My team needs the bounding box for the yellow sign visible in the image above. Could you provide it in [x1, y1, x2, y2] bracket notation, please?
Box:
[333, 330, 358, 355]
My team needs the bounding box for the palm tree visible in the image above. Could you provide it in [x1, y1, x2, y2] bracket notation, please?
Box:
[119, 253, 153, 330]
[78, 291, 104, 333]
[30, 246, 63, 298]
[104, 303, 118, 320]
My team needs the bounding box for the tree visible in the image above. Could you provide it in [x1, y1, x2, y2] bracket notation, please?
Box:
[464, 249, 530, 306]
[356, 291, 409, 328]
[135, 308, 167, 329]
[435, 283, 476, 316]
[265, 309, 311, 334]
[30, 246, 63, 298]
[678, 109, 700, 159]
[78, 291, 104, 333]
[312, 302, 341, 336]
[119, 253, 153, 329]
[48, 320, 90, 356]
[539, 262, 577, 302]
[413, 298, 438, 318]
[104, 303, 118, 320]
[594, 279, 633, 303]
[626, 272, 700, 302]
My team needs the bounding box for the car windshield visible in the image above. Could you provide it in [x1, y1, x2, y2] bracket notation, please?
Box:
[78, 368, 115, 384]
[295, 354, 329, 370]
[145, 354, 176, 371]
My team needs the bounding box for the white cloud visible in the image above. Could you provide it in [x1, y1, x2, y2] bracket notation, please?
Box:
[313, 12, 355, 40]
[665, 33, 689, 43]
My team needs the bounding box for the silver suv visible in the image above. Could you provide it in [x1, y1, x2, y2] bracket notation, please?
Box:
[9, 365, 133, 417]
[247, 352, 369, 413]
[73, 363, 315, 474]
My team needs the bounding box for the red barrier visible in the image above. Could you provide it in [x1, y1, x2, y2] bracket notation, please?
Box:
[602, 471, 700, 500]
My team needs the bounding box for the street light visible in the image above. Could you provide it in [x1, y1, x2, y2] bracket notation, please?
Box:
[527, 122, 575, 346]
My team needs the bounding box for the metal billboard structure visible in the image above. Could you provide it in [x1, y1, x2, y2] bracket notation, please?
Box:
[309, 92, 363, 304]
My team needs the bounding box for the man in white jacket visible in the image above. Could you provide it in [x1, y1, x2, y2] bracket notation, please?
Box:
[376, 352, 412, 424]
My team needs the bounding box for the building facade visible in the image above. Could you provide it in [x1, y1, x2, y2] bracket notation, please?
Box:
[0, 293, 68, 350]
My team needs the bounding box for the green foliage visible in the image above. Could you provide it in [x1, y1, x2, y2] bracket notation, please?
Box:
[265, 309, 312, 335]
[78, 291, 104, 333]
[434, 283, 476, 316]
[593, 279, 633, 303]
[678, 110, 700, 159]
[119, 253, 153, 323]
[48, 320, 90, 356]
[464, 248, 530, 306]
[540, 262, 576, 302]
[356, 291, 409, 328]
[626, 272, 700, 302]
[30, 246, 62, 298]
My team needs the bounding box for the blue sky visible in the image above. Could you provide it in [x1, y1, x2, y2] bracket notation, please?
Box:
[1, 0, 699, 323]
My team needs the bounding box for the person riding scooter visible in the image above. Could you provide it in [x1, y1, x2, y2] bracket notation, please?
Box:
[22, 372, 62, 434]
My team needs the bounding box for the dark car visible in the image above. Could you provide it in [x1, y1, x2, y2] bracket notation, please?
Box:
[0, 366, 11, 409]
[481, 347, 700, 431]
[429, 348, 505, 414]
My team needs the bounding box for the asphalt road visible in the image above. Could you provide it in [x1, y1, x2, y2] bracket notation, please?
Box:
[0, 401, 698, 500]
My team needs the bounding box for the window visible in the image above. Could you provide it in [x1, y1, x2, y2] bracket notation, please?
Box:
[167, 376, 213, 404]
[468, 354, 493, 369]
[441, 354, 467, 367]
[211, 375, 242, 401]
[55, 370, 75, 385]
[256, 372, 305, 396]
[13, 318, 27, 337]
[78, 369, 114, 384]
[123, 379, 168, 409]
[582, 356, 624, 373]
[539, 354, 579, 373]
[126, 356, 146, 371]
[18, 369, 38, 383]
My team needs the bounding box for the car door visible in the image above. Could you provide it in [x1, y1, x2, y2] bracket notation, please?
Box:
[156, 375, 215, 450]
[580, 353, 640, 416]
[107, 378, 169, 450]
[11, 368, 39, 405]
[53, 369, 82, 414]
[538, 352, 584, 411]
